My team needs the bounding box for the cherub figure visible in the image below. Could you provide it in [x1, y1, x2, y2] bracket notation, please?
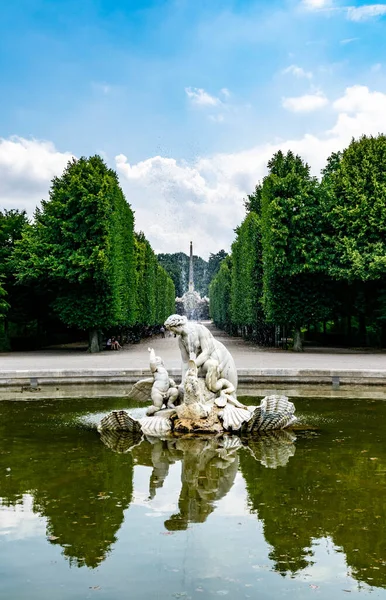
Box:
[146, 348, 179, 416]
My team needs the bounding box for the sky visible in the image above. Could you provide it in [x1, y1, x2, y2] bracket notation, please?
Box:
[1, 0, 386, 258]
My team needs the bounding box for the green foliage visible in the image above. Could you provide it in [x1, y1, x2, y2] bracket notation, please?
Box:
[0, 209, 29, 271]
[231, 213, 262, 326]
[157, 251, 218, 297]
[209, 256, 232, 328]
[324, 135, 386, 281]
[9, 156, 173, 348]
[0, 209, 31, 349]
[244, 182, 262, 214]
[207, 250, 228, 285]
[239, 397, 386, 588]
[0, 277, 9, 319]
[134, 232, 175, 327]
[14, 156, 136, 331]
[0, 398, 135, 568]
[261, 150, 330, 329]
[5, 135, 386, 350]
[157, 252, 187, 297]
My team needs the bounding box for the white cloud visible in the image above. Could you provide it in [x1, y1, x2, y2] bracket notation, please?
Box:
[346, 4, 386, 21]
[3, 86, 386, 257]
[185, 87, 234, 124]
[185, 87, 221, 107]
[340, 37, 359, 44]
[301, 0, 386, 21]
[302, 0, 331, 9]
[0, 495, 47, 540]
[330, 84, 386, 138]
[0, 137, 73, 213]
[282, 64, 313, 79]
[282, 91, 328, 112]
[116, 85, 386, 256]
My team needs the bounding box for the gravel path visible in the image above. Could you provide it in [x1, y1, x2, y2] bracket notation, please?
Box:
[1, 322, 385, 371]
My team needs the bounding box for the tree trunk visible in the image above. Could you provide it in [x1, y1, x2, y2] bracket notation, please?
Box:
[88, 328, 100, 353]
[293, 327, 303, 352]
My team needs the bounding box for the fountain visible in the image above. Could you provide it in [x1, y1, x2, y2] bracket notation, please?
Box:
[99, 315, 296, 437]
[175, 242, 209, 320]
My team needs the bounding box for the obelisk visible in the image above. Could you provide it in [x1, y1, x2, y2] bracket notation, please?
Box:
[188, 241, 194, 292]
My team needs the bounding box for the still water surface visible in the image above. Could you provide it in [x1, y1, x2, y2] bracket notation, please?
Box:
[0, 396, 385, 600]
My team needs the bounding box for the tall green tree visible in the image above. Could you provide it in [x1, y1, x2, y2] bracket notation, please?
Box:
[134, 233, 175, 328]
[157, 253, 185, 297]
[134, 232, 156, 326]
[0, 209, 32, 350]
[325, 135, 386, 281]
[231, 212, 262, 332]
[14, 156, 136, 351]
[209, 256, 232, 330]
[261, 150, 330, 350]
[0, 278, 9, 319]
[206, 250, 228, 287]
[322, 135, 386, 345]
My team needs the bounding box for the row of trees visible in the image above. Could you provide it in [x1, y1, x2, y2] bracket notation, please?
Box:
[0, 156, 175, 352]
[210, 135, 386, 350]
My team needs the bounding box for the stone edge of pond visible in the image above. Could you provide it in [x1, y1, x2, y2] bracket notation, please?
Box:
[1, 367, 386, 387]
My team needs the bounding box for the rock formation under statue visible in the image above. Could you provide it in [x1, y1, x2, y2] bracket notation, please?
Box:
[99, 315, 297, 438]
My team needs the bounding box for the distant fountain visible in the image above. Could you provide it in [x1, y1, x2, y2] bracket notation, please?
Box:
[175, 242, 209, 320]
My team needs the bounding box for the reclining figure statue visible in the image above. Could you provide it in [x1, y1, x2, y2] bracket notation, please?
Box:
[164, 315, 238, 391]
[99, 315, 297, 436]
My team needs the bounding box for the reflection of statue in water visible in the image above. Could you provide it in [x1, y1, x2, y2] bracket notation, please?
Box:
[165, 437, 240, 531]
[98, 433, 297, 534]
[245, 430, 296, 469]
[99, 314, 297, 436]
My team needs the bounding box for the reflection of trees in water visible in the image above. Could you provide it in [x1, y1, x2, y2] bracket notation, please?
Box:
[239, 429, 386, 588]
[2, 398, 386, 590]
[0, 402, 134, 569]
[0, 400, 297, 571]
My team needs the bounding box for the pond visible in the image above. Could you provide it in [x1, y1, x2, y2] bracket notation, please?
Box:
[0, 396, 385, 600]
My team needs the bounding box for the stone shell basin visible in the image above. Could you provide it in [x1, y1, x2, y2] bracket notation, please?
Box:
[98, 386, 297, 439]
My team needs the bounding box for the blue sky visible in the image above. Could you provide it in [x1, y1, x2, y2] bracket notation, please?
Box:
[1, 0, 386, 255]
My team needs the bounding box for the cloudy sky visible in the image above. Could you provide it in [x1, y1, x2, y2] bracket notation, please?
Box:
[1, 0, 386, 257]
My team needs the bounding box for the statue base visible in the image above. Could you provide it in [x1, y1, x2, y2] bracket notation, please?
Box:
[99, 394, 297, 438]
[173, 404, 224, 435]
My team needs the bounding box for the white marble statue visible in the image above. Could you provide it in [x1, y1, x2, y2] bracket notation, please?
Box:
[126, 348, 179, 416]
[164, 315, 238, 392]
[175, 358, 211, 421]
[146, 347, 179, 416]
[99, 316, 297, 436]
[204, 359, 247, 409]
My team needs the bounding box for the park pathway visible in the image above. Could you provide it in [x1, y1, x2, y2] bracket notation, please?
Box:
[1, 322, 385, 372]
